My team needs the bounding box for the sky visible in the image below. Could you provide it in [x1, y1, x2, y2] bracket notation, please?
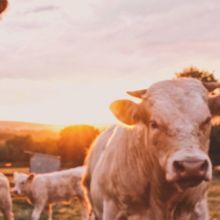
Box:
[0, 0, 220, 125]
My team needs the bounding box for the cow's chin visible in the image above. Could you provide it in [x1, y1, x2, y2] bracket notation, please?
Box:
[176, 177, 205, 188]
[166, 173, 209, 189]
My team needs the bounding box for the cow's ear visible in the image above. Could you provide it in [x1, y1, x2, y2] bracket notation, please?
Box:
[203, 82, 220, 92]
[27, 173, 35, 182]
[208, 95, 220, 115]
[110, 99, 142, 125]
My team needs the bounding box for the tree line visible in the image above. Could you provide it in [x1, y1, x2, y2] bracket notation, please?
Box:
[0, 124, 100, 167]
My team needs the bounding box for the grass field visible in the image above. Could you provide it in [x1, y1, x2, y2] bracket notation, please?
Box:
[0, 167, 220, 220]
[7, 198, 82, 220]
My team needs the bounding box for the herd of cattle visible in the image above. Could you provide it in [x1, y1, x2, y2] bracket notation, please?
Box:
[0, 78, 220, 220]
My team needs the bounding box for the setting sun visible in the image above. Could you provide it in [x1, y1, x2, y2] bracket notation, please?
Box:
[0, 78, 145, 125]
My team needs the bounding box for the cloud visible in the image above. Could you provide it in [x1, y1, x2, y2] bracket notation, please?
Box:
[0, 0, 220, 82]
[1, 0, 220, 124]
[24, 5, 59, 14]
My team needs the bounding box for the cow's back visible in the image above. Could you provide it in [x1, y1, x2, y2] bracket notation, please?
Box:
[31, 168, 83, 202]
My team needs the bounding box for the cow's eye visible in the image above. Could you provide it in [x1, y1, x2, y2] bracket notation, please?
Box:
[149, 120, 159, 129]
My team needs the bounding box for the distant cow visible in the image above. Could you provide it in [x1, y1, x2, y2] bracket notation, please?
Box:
[0, 173, 14, 220]
[13, 166, 88, 220]
[83, 78, 220, 220]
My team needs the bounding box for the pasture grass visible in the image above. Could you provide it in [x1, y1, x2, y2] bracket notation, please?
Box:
[0, 198, 81, 220]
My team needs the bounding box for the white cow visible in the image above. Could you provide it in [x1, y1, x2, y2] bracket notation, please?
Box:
[13, 166, 88, 220]
[0, 173, 14, 220]
[83, 78, 220, 220]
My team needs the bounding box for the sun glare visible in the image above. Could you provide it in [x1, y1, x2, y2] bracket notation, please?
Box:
[0, 73, 157, 126]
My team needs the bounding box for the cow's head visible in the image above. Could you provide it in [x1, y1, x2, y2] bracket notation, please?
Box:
[110, 78, 219, 188]
[12, 172, 35, 195]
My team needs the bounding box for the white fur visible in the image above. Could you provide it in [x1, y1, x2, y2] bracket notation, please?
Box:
[13, 166, 88, 220]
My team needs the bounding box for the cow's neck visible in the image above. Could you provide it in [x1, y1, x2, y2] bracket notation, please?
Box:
[104, 124, 153, 211]
[140, 139, 207, 219]
[149, 163, 208, 219]
[124, 124, 157, 182]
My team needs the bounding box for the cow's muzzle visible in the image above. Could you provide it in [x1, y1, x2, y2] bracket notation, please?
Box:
[172, 159, 209, 187]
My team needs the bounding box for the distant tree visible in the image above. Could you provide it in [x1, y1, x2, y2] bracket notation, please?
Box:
[32, 138, 59, 155]
[209, 125, 220, 166]
[175, 66, 217, 82]
[58, 125, 100, 166]
[0, 135, 33, 162]
[0, 130, 60, 163]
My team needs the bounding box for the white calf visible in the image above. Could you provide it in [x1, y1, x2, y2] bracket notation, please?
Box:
[13, 166, 88, 220]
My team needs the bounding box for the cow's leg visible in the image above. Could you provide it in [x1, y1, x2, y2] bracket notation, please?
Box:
[46, 203, 53, 220]
[2, 209, 14, 220]
[103, 200, 126, 220]
[77, 194, 90, 220]
[89, 212, 99, 220]
[128, 211, 151, 220]
[191, 199, 209, 220]
[31, 202, 46, 220]
[89, 208, 101, 220]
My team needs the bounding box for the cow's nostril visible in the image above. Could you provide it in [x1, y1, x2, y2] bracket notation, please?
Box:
[172, 159, 210, 182]
[173, 161, 185, 173]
